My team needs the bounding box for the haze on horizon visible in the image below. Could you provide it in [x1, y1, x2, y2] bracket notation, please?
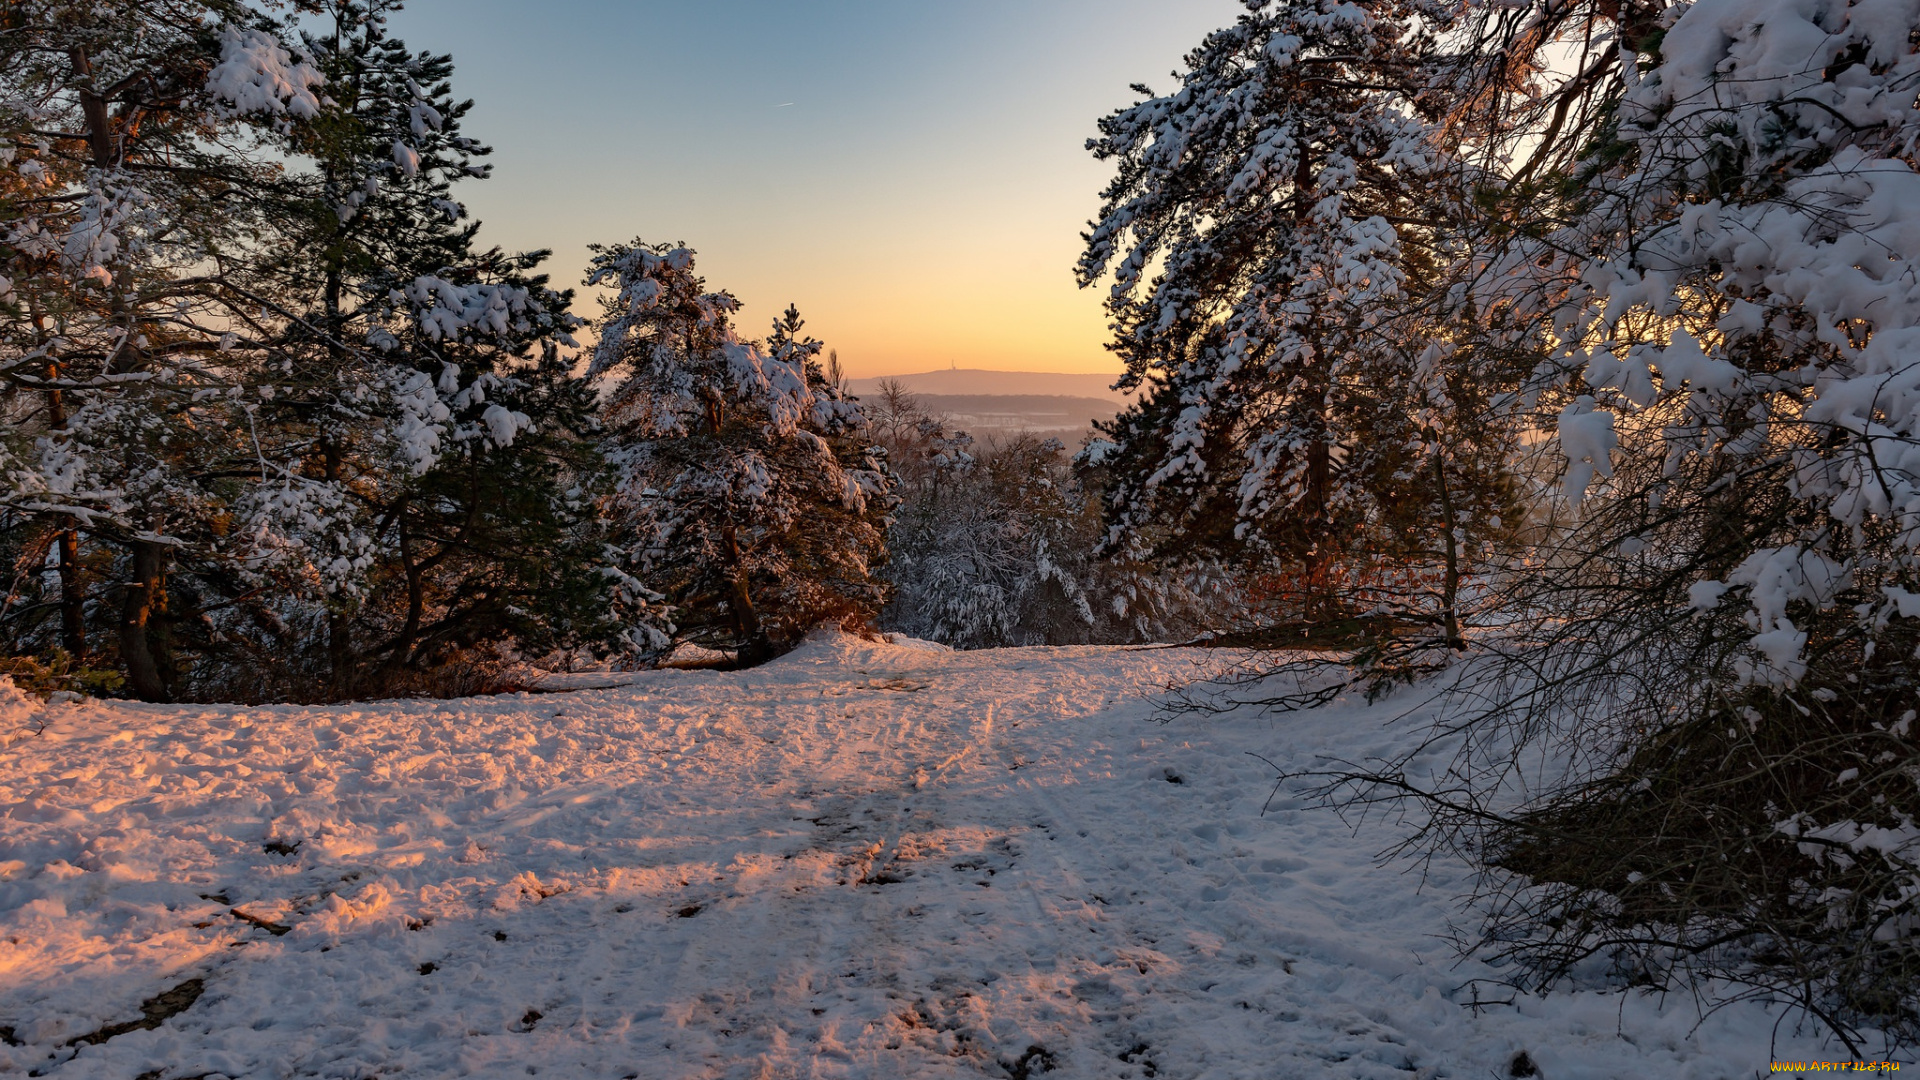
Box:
[383, 0, 1241, 380]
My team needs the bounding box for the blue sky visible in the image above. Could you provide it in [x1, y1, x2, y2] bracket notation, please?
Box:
[382, 0, 1241, 376]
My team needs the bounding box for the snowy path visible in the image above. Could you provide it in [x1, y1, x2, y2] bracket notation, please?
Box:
[0, 635, 1844, 1078]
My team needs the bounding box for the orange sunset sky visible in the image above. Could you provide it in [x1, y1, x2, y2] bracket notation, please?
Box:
[384, 0, 1241, 378]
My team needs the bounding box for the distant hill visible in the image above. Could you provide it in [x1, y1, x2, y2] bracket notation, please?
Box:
[847, 369, 1130, 401]
[907, 394, 1121, 438]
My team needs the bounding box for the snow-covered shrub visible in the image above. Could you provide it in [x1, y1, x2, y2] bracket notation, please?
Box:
[1460, 0, 1920, 1043]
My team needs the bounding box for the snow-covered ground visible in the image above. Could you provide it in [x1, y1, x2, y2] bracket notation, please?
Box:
[0, 634, 1859, 1078]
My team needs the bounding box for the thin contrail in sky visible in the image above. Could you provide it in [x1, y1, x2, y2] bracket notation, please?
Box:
[776, 102, 795, 108]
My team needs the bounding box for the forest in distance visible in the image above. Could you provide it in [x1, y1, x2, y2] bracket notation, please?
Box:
[5, 0, 1920, 1064]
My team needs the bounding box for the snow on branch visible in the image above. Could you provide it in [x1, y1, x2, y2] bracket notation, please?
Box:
[207, 26, 324, 121]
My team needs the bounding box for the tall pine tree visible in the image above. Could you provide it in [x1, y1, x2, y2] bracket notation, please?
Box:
[1075, 0, 1522, 642]
[249, 0, 624, 697]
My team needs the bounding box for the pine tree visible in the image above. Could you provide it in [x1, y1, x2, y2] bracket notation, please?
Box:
[1449, 0, 1920, 1033]
[244, 0, 623, 697]
[0, 0, 323, 699]
[1074, 0, 1521, 642]
[586, 241, 894, 665]
[1, 1, 625, 700]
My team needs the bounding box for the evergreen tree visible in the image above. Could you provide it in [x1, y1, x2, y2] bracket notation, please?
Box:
[1074, 0, 1522, 642]
[586, 241, 894, 665]
[1, 1, 625, 700]
[0, 0, 322, 699]
[245, 0, 624, 698]
[1449, 0, 1920, 1035]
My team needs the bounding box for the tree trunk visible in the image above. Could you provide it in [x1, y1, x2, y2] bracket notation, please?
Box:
[322, 439, 352, 692]
[69, 46, 115, 169]
[1292, 145, 1335, 626]
[1432, 454, 1465, 651]
[74, 44, 169, 690]
[722, 524, 770, 666]
[1306, 436, 1333, 622]
[119, 541, 171, 701]
[57, 527, 84, 658]
[387, 503, 424, 673]
[326, 606, 352, 687]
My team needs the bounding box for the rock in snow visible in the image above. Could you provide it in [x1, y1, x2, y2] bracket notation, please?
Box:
[0, 635, 1852, 1076]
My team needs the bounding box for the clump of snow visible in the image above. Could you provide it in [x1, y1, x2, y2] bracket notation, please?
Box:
[391, 139, 420, 177]
[1556, 395, 1616, 506]
[406, 276, 529, 342]
[1885, 585, 1920, 618]
[1709, 547, 1854, 686]
[479, 403, 531, 448]
[1655, 329, 1739, 394]
[1688, 579, 1731, 611]
[206, 26, 324, 120]
[0, 676, 34, 729]
[883, 632, 953, 652]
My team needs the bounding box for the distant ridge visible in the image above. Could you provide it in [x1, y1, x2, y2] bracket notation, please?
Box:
[909, 394, 1120, 438]
[846, 369, 1131, 401]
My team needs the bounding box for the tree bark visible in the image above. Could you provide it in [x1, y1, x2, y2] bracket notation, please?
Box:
[322, 439, 352, 692]
[119, 540, 171, 701]
[69, 46, 115, 168]
[73, 42, 173, 692]
[390, 503, 424, 673]
[722, 524, 770, 666]
[321, 141, 352, 691]
[56, 527, 84, 659]
[1304, 435, 1333, 623]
